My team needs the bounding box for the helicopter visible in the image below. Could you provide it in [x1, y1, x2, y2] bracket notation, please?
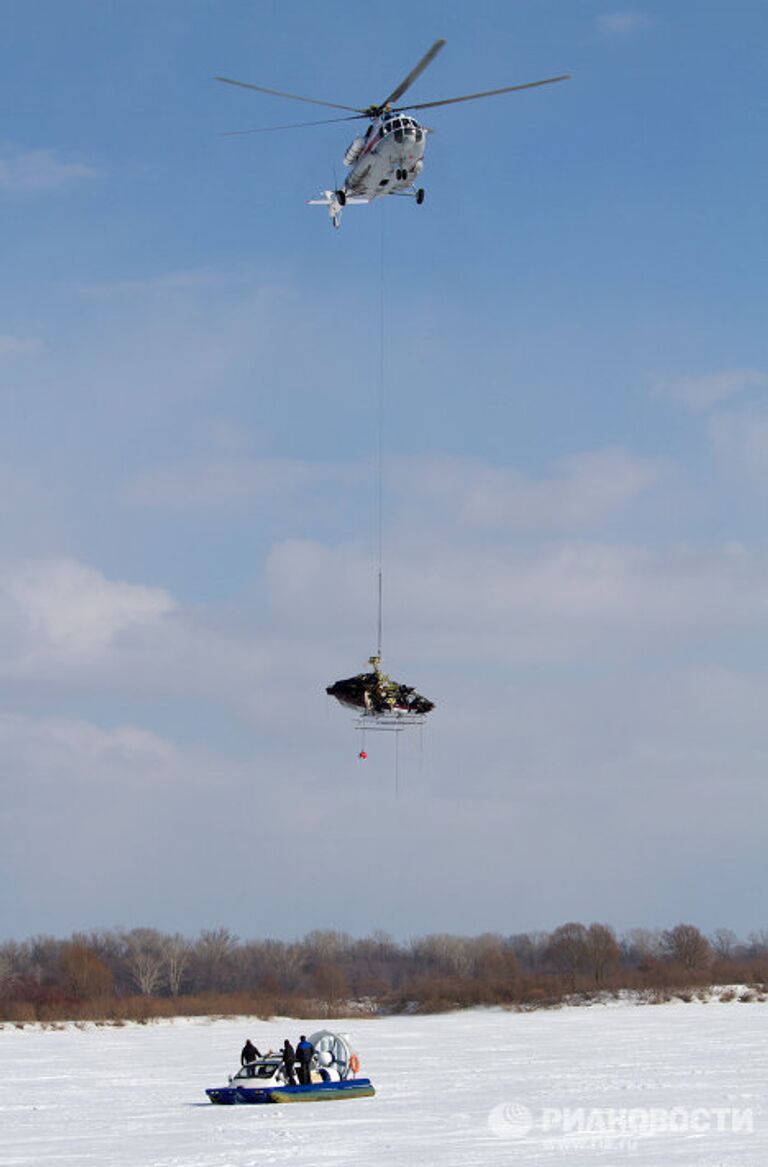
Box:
[326, 655, 435, 720]
[216, 39, 569, 227]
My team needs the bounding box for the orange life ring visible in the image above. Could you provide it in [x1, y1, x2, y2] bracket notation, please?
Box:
[349, 1054, 360, 1074]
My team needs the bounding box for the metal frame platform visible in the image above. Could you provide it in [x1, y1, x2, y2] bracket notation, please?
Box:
[353, 710, 427, 732]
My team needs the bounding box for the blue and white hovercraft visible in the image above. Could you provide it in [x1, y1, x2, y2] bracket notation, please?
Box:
[206, 1030, 375, 1105]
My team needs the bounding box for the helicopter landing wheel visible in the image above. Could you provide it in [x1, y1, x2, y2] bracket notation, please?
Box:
[416, 188, 425, 205]
[335, 189, 346, 207]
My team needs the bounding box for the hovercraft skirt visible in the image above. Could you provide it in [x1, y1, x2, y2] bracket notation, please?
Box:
[271, 1079, 375, 1103]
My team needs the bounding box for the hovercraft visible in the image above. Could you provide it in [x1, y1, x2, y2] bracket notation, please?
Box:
[206, 1030, 375, 1105]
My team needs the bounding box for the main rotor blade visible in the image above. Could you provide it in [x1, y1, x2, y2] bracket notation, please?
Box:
[392, 73, 571, 112]
[220, 113, 367, 136]
[380, 38, 446, 109]
[215, 76, 364, 113]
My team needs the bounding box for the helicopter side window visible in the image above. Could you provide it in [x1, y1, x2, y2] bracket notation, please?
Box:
[415, 129, 423, 142]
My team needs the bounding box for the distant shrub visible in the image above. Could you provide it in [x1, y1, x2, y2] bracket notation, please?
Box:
[2, 922, 767, 1021]
[6, 1002, 36, 1024]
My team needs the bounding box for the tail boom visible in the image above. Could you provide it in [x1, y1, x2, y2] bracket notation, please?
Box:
[307, 189, 369, 228]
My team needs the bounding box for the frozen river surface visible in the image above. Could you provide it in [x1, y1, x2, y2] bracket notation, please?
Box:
[1, 1000, 767, 1166]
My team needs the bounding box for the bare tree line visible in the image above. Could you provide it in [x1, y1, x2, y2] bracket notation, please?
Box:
[1, 923, 767, 1022]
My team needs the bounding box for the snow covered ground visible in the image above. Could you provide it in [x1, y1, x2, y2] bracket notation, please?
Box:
[1, 999, 767, 1166]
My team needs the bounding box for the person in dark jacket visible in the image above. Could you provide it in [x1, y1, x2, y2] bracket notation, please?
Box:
[241, 1039, 260, 1065]
[296, 1034, 314, 1084]
[281, 1039, 297, 1085]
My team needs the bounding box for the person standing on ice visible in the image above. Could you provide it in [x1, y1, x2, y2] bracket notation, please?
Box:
[241, 1038, 260, 1065]
[296, 1035, 314, 1084]
[281, 1039, 297, 1084]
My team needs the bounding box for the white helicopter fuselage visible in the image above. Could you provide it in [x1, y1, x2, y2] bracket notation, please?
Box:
[343, 113, 427, 199]
[220, 37, 569, 230]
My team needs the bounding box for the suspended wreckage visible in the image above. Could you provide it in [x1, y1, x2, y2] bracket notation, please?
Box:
[326, 655, 434, 731]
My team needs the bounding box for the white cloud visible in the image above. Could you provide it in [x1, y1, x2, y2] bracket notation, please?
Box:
[1, 661, 765, 939]
[0, 558, 175, 665]
[709, 407, 768, 484]
[0, 712, 178, 785]
[0, 145, 99, 192]
[0, 335, 42, 357]
[0, 556, 282, 723]
[0, 528, 764, 752]
[597, 10, 655, 38]
[395, 447, 663, 531]
[72, 268, 227, 298]
[125, 446, 660, 528]
[126, 456, 355, 512]
[1, 545, 767, 937]
[655, 369, 768, 411]
[265, 536, 768, 669]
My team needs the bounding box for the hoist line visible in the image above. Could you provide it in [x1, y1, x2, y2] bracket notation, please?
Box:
[395, 728, 400, 800]
[375, 202, 385, 660]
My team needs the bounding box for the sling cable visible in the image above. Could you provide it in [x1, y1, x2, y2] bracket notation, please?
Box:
[325, 208, 435, 752]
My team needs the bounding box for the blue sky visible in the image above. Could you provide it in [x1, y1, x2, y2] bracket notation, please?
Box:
[1, 1, 767, 943]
